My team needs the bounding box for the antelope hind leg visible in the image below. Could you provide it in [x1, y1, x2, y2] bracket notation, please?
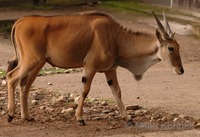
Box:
[75, 68, 96, 126]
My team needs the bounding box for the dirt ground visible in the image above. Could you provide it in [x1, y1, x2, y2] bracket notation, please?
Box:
[0, 5, 200, 137]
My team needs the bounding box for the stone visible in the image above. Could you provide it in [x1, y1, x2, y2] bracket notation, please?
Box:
[48, 82, 52, 85]
[34, 94, 44, 100]
[64, 69, 73, 73]
[0, 97, 6, 101]
[69, 94, 74, 98]
[101, 101, 108, 106]
[1, 110, 7, 115]
[102, 109, 112, 114]
[164, 113, 175, 121]
[52, 96, 68, 105]
[92, 117, 103, 121]
[1, 80, 7, 86]
[161, 116, 167, 122]
[126, 105, 140, 110]
[150, 116, 155, 122]
[178, 114, 185, 119]
[40, 106, 46, 110]
[46, 107, 54, 113]
[173, 117, 182, 122]
[157, 118, 163, 123]
[108, 112, 116, 117]
[31, 100, 38, 105]
[134, 110, 144, 116]
[74, 96, 80, 104]
[44, 71, 52, 75]
[115, 110, 119, 114]
[145, 114, 151, 119]
[61, 108, 75, 114]
[194, 122, 200, 129]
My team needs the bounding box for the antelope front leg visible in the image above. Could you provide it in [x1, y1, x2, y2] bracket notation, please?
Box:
[105, 69, 131, 122]
[75, 69, 95, 126]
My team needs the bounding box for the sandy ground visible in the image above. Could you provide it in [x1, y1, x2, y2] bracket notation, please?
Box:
[0, 6, 200, 137]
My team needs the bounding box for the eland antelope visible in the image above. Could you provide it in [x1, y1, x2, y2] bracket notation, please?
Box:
[6, 11, 184, 125]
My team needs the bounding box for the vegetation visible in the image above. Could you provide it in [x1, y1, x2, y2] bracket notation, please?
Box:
[0, 69, 6, 79]
[101, 0, 192, 17]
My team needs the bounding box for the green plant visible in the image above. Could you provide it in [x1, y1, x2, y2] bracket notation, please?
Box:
[0, 69, 6, 79]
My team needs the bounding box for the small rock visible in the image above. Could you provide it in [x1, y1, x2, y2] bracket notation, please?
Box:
[127, 110, 135, 115]
[173, 117, 178, 122]
[93, 117, 103, 121]
[145, 114, 151, 119]
[115, 110, 119, 114]
[125, 105, 140, 110]
[40, 106, 46, 110]
[1, 80, 7, 86]
[102, 109, 112, 114]
[52, 96, 68, 105]
[64, 69, 73, 73]
[0, 91, 6, 94]
[67, 98, 75, 102]
[48, 82, 52, 85]
[34, 94, 44, 100]
[142, 109, 148, 114]
[1, 110, 7, 115]
[172, 114, 185, 122]
[136, 96, 140, 99]
[31, 100, 38, 105]
[161, 116, 167, 122]
[150, 117, 155, 122]
[114, 115, 120, 119]
[164, 113, 175, 121]
[74, 96, 80, 104]
[101, 101, 108, 106]
[178, 114, 185, 119]
[61, 108, 75, 114]
[194, 122, 200, 129]
[134, 110, 144, 116]
[44, 71, 52, 75]
[69, 94, 74, 98]
[0, 97, 6, 101]
[46, 107, 54, 113]
[108, 112, 116, 117]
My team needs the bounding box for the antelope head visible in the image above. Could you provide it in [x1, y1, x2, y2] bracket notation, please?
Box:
[153, 11, 184, 75]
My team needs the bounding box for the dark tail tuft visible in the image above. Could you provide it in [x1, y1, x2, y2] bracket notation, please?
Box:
[7, 59, 18, 74]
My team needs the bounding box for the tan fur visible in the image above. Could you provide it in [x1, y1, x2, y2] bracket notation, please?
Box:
[6, 11, 183, 123]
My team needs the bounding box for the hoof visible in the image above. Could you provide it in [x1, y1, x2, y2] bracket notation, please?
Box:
[22, 116, 35, 122]
[7, 115, 14, 122]
[125, 121, 134, 128]
[76, 120, 85, 126]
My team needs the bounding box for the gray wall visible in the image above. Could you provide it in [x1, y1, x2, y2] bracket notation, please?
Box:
[142, 0, 200, 9]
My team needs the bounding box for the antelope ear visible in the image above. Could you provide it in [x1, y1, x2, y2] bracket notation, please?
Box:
[156, 29, 163, 43]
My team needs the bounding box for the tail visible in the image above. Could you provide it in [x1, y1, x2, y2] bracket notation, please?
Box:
[7, 22, 18, 73]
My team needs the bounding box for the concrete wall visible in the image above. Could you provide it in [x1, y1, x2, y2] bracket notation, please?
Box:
[142, 0, 200, 9]
[172, 0, 200, 9]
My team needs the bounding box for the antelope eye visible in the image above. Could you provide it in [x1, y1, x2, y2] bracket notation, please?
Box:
[168, 47, 174, 52]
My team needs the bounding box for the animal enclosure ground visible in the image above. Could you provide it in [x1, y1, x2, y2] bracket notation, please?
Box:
[0, 5, 200, 137]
